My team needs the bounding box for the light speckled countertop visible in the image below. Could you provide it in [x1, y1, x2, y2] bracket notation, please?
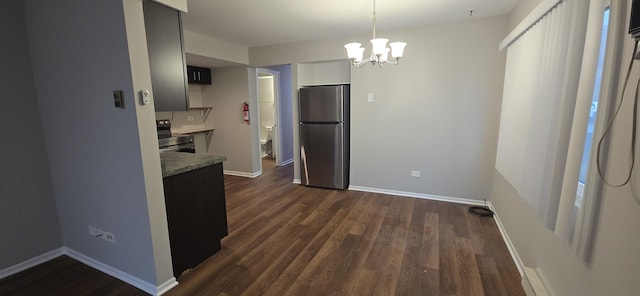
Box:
[160, 152, 226, 177]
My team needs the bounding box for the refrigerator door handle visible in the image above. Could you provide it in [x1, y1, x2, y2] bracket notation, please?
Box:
[300, 145, 310, 185]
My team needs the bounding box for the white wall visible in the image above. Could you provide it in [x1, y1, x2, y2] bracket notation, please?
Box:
[205, 66, 255, 174]
[0, 0, 62, 270]
[258, 76, 275, 142]
[298, 60, 351, 86]
[251, 16, 508, 201]
[508, 0, 544, 31]
[24, 0, 173, 287]
[184, 30, 250, 65]
[490, 1, 640, 295]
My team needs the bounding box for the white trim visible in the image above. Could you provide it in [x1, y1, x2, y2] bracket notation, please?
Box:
[0, 248, 64, 280]
[521, 266, 551, 296]
[488, 203, 526, 276]
[280, 158, 294, 166]
[292, 178, 301, 184]
[348, 185, 487, 206]
[224, 170, 262, 178]
[63, 247, 178, 296]
[499, 0, 564, 50]
[156, 278, 180, 295]
[0, 247, 178, 295]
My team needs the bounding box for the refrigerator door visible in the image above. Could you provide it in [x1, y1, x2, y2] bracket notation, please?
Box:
[300, 122, 348, 189]
[299, 85, 348, 123]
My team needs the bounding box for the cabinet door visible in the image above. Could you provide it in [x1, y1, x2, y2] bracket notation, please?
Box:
[144, 1, 189, 111]
[187, 66, 212, 85]
[162, 164, 228, 278]
[205, 163, 228, 238]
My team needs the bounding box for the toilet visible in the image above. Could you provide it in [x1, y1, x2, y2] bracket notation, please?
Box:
[261, 125, 273, 158]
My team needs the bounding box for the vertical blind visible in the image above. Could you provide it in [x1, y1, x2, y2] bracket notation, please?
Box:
[496, 0, 589, 230]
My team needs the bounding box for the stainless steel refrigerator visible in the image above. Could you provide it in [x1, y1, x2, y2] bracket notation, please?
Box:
[299, 84, 350, 189]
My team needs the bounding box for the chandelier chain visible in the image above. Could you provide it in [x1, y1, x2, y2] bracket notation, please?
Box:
[372, 0, 377, 39]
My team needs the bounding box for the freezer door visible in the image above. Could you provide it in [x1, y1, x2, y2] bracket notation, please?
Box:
[299, 85, 348, 123]
[300, 123, 348, 189]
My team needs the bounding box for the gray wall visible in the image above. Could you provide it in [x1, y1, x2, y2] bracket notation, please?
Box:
[0, 0, 62, 270]
[24, 0, 172, 285]
[266, 64, 294, 164]
[251, 16, 508, 201]
[489, 1, 640, 295]
[206, 66, 255, 174]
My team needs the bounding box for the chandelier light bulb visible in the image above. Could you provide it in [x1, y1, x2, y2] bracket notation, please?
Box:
[389, 42, 407, 59]
[371, 38, 389, 56]
[344, 0, 407, 68]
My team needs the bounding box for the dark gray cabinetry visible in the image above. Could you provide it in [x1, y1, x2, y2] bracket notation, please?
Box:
[143, 1, 189, 111]
[162, 163, 228, 278]
[187, 66, 212, 85]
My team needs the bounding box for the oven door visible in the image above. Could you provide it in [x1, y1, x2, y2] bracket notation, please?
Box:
[159, 142, 196, 153]
[159, 135, 196, 153]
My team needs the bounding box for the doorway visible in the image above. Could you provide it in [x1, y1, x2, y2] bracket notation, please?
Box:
[256, 68, 282, 168]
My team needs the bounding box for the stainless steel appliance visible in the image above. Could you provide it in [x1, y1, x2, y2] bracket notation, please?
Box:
[299, 84, 350, 189]
[156, 119, 195, 153]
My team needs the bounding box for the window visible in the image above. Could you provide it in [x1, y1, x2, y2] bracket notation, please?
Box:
[576, 8, 610, 208]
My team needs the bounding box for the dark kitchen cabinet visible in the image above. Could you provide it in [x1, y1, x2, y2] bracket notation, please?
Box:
[187, 66, 212, 85]
[162, 163, 228, 278]
[143, 0, 189, 111]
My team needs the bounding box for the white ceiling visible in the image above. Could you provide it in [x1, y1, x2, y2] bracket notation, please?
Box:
[182, 0, 521, 48]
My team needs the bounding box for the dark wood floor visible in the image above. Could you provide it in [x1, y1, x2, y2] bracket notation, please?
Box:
[167, 159, 524, 296]
[0, 255, 147, 296]
[0, 159, 524, 296]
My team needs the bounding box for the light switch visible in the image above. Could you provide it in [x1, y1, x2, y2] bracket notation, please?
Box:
[113, 90, 125, 109]
[368, 93, 374, 102]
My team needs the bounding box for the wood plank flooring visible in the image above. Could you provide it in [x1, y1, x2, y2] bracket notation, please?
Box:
[166, 159, 524, 296]
[0, 255, 147, 296]
[0, 159, 524, 296]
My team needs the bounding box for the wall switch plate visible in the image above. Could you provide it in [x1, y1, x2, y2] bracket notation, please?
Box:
[88, 225, 115, 244]
[113, 90, 125, 109]
[368, 93, 374, 102]
[411, 171, 421, 177]
[88, 225, 98, 236]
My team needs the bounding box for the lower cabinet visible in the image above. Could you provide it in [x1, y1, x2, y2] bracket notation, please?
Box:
[162, 162, 228, 278]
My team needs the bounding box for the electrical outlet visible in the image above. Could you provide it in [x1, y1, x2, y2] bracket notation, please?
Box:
[411, 170, 421, 177]
[104, 232, 116, 244]
[187, 115, 195, 122]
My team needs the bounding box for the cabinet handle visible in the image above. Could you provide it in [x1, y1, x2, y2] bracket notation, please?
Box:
[198, 72, 201, 80]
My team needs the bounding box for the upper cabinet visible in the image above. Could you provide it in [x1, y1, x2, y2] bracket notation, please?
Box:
[144, 1, 189, 112]
[187, 66, 212, 85]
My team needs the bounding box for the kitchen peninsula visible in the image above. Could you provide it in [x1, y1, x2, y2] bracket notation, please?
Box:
[160, 152, 228, 278]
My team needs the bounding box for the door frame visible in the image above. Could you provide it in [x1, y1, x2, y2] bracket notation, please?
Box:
[256, 68, 283, 167]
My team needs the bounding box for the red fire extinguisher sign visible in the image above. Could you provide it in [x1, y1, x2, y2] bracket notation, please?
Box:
[243, 102, 250, 124]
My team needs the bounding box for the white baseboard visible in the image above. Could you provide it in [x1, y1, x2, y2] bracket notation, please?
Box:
[488, 203, 525, 277]
[0, 248, 64, 280]
[521, 266, 551, 296]
[63, 247, 177, 295]
[224, 170, 262, 178]
[348, 185, 488, 206]
[292, 178, 301, 184]
[0, 247, 178, 295]
[280, 158, 294, 166]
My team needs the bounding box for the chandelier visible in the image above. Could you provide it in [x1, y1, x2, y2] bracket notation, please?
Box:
[344, 0, 407, 68]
